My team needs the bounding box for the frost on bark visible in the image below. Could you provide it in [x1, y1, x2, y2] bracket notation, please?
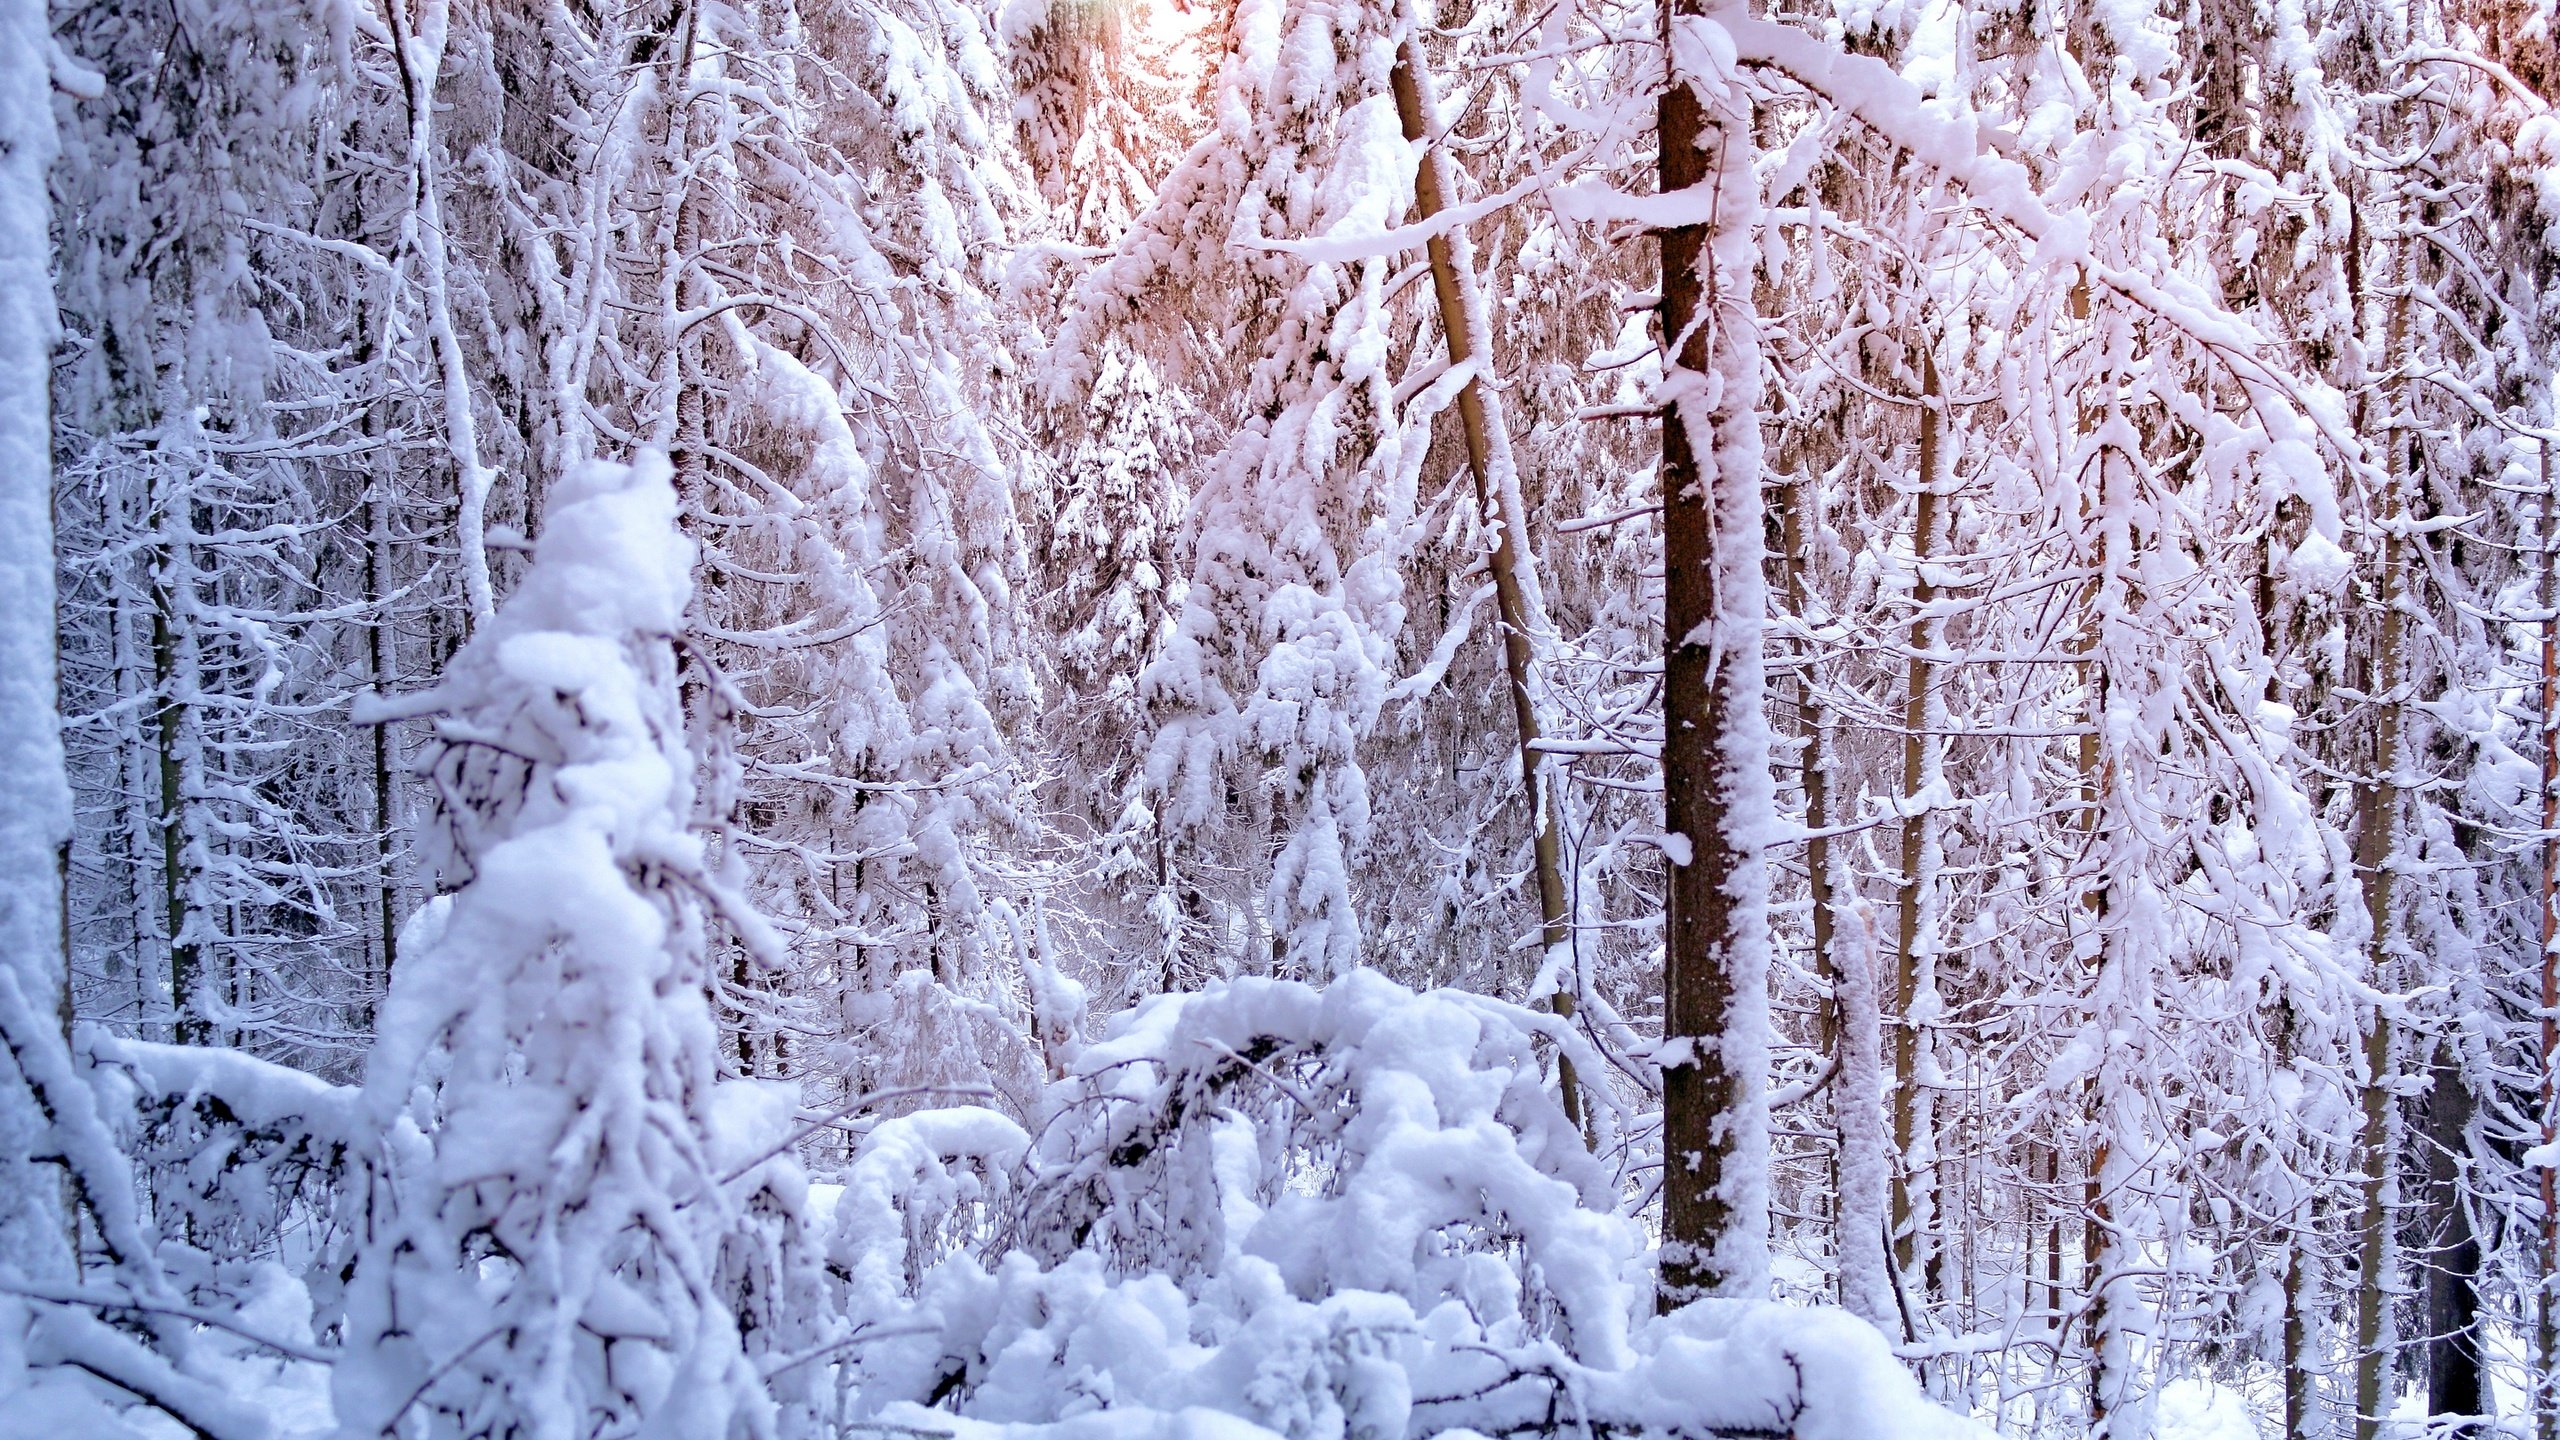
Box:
[1655, 0, 1773, 1309]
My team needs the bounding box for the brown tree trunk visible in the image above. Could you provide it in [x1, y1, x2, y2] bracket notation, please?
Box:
[1776, 475, 1835, 1060]
[2424, 1041, 2484, 1434]
[1656, 0, 1771, 1308]
[2349, 216, 2410, 1440]
[2063, 273, 2119, 1429]
[1388, 45, 1582, 1132]
[2351, 520, 2403, 1440]
[1891, 348, 1942, 1294]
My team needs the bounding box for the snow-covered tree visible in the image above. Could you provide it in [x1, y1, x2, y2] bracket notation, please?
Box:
[335, 452, 777, 1439]
[11, 0, 2560, 1435]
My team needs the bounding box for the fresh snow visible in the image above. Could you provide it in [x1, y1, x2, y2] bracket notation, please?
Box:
[8, 0, 2556, 1436]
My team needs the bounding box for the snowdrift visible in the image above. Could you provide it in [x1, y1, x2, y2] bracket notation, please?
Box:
[811, 972, 1981, 1440]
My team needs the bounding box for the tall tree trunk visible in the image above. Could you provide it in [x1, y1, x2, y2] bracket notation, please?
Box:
[2065, 274, 2123, 1432]
[2351, 518, 2404, 1440]
[369, 500, 398, 1003]
[2259, 525, 2317, 1440]
[357, 305, 400, 1037]
[2078, 542, 2119, 1436]
[1778, 464, 1853, 1295]
[2275, 994, 2317, 1440]
[1891, 347, 1943, 1297]
[2349, 208, 2411, 1440]
[1656, 0, 1772, 1308]
[2424, 1041, 2484, 1434]
[1388, 43, 1582, 1132]
[2042, 1139, 2064, 1324]
[0, 0, 86, 1267]
[112, 522, 154, 1028]
[387, 0, 496, 624]
[1777, 471, 1835, 1061]
[1833, 903, 1892, 1326]
[150, 490, 205, 1047]
[2538, 434, 2557, 1440]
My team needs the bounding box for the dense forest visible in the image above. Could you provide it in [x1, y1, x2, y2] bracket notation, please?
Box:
[2, 0, 2558, 1435]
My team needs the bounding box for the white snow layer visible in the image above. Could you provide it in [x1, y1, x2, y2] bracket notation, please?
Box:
[334, 452, 765, 1440]
[821, 971, 1983, 1440]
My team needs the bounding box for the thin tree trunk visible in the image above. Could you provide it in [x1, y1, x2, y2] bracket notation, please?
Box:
[150, 488, 204, 1047]
[2080, 682, 2115, 1437]
[2043, 1139, 2064, 1323]
[1777, 473, 1835, 1059]
[2349, 208, 2412, 1440]
[2260, 528, 2317, 1440]
[655, 0, 705, 498]
[359, 305, 400, 1035]
[2351, 517, 2404, 1440]
[387, 0, 496, 623]
[110, 507, 154, 1031]
[1833, 903, 1892, 1327]
[2424, 1040, 2483, 1434]
[2065, 273, 2122, 1431]
[2538, 433, 2557, 1440]
[369, 508, 397, 1000]
[1388, 44, 1581, 1132]
[1778, 464, 1851, 1287]
[1891, 348, 1942, 1295]
[2276, 993, 2317, 1440]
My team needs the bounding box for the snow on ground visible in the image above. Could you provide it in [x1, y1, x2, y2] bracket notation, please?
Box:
[2153, 1377, 2264, 1440]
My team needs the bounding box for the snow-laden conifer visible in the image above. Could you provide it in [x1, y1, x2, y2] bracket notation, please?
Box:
[335, 453, 772, 1440]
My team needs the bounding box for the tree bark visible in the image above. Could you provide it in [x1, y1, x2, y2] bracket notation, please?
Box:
[2275, 992, 2316, 1440]
[2064, 273, 2123, 1431]
[1891, 347, 1942, 1295]
[1776, 473, 1835, 1061]
[150, 494, 205, 1048]
[2538, 433, 2557, 1440]
[387, 0, 496, 624]
[1656, 0, 1772, 1308]
[1388, 44, 1582, 1132]
[2351, 518, 2403, 1440]
[2349, 216, 2411, 1440]
[2424, 1042, 2484, 1434]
